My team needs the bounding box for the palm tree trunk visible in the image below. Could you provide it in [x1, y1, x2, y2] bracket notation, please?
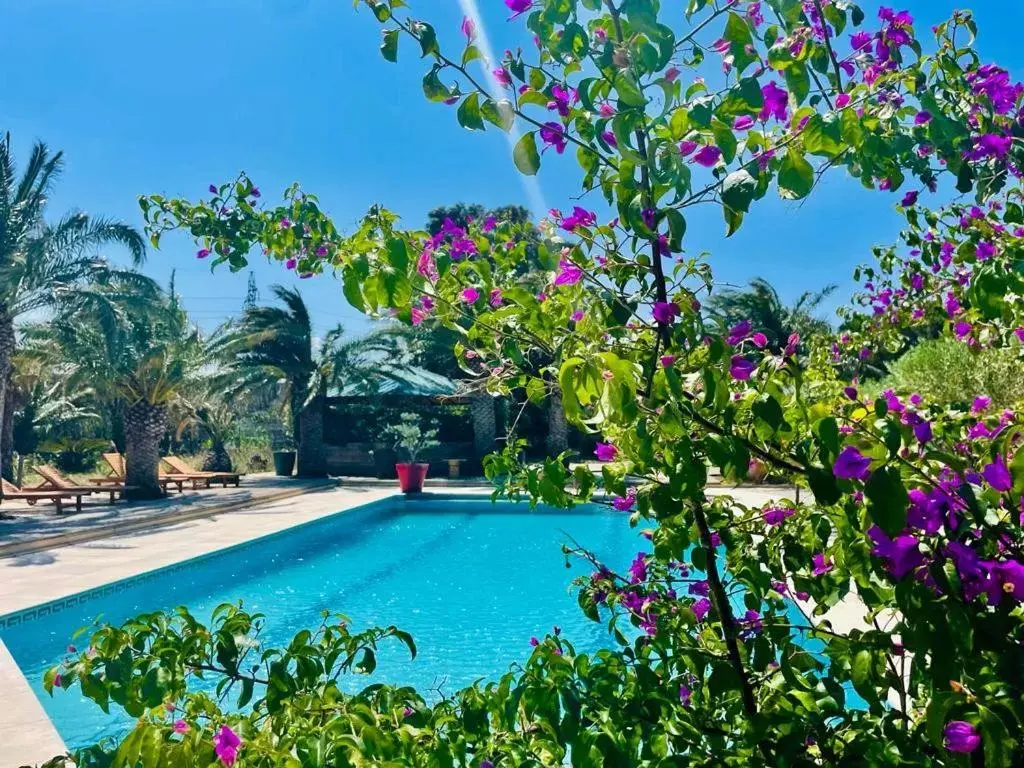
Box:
[545, 389, 569, 458]
[202, 440, 233, 472]
[123, 400, 167, 500]
[297, 395, 326, 477]
[1, 375, 14, 482]
[0, 315, 14, 497]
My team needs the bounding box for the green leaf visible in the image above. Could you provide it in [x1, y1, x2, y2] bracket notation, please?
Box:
[481, 99, 515, 131]
[802, 114, 845, 158]
[721, 169, 757, 214]
[457, 93, 485, 131]
[784, 61, 810, 104]
[777, 149, 814, 199]
[864, 466, 908, 536]
[807, 466, 841, 505]
[422, 66, 450, 102]
[513, 132, 541, 176]
[850, 650, 877, 705]
[386, 237, 409, 273]
[380, 29, 399, 62]
[752, 393, 784, 433]
[417, 22, 439, 57]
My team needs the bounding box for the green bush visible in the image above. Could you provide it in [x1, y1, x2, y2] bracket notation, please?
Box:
[874, 339, 1024, 410]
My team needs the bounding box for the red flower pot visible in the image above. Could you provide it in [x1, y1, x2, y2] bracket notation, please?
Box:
[395, 462, 429, 493]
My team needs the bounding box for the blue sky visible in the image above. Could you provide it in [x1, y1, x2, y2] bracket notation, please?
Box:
[3, 1, 1023, 335]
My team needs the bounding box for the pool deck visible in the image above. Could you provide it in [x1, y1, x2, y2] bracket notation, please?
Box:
[0, 482, 864, 767]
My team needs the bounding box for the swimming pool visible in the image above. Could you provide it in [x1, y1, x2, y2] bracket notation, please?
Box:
[0, 495, 652, 749]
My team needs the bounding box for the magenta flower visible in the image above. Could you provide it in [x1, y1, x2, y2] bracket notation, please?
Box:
[914, 420, 933, 444]
[599, 103, 615, 117]
[729, 355, 755, 381]
[529, 636, 539, 647]
[784, 333, 800, 357]
[213, 725, 241, 766]
[628, 552, 648, 583]
[504, 0, 532, 18]
[869, 527, 925, 580]
[660, 355, 676, 367]
[411, 307, 426, 326]
[763, 506, 794, 526]
[812, 553, 834, 577]
[678, 140, 697, 157]
[600, 130, 617, 147]
[726, 320, 752, 345]
[559, 206, 597, 231]
[914, 110, 932, 125]
[489, 288, 503, 308]
[664, 66, 680, 82]
[943, 721, 981, 754]
[652, 301, 680, 324]
[833, 445, 871, 480]
[482, 215, 497, 232]
[975, 241, 995, 260]
[53, 673, 63, 687]
[972, 395, 991, 413]
[850, 31, 872, 50]
[285, 258, 297, 270]
[733, 115, 754, 131]
[173, 719, 189, 734]
[554, 259, 583, 286]
[493, 68, 512, 88]
[197, 248, 211, 259]
[594, 442, 618, 462]
[752, 332, 768, 348]
[678, 683, 692, 706]
[835, 93, 851, 108]
[759, 82, 788, 122]
[612, 490, 636, 511]
[692, 597, 711, 621]
[983, 456, 1013, 492]
[691, 145, 722, 167]
[901, 190, 919, 207]
[539, 122, 567, 154]
[570, 309, 584, 322]
[208, 184, 218, 194]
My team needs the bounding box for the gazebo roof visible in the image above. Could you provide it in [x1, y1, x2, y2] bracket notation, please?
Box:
[329, 366, 460, 399]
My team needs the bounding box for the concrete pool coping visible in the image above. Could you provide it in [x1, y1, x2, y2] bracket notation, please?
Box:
[0, 483, 866, 767]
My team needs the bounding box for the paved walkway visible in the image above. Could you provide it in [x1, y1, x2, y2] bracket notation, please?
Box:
[0, 473, 337, 558]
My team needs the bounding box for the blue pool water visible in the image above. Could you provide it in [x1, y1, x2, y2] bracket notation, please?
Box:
[1, 496, 651, 748]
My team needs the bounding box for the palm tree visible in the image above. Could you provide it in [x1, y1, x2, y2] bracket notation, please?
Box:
[705, 277, 837, 353]
[37, 280, 202, 498]
[219, 286, 402, 477]
[0, 133, 145, 491]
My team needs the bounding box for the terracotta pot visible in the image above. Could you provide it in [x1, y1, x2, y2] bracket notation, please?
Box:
[395, 462, 429, 493]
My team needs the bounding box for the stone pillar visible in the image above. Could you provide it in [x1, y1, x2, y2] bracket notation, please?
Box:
[297, 396, 327, 477]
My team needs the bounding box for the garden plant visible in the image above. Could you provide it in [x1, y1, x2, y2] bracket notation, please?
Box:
[37, 0, 1024, 765]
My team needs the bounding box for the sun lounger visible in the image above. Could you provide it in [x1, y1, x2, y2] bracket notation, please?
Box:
[33, 463, 134, 504]
[162, 456, 242, 487]
[94, 452, 190, 493]
[1, 478, 84, 514]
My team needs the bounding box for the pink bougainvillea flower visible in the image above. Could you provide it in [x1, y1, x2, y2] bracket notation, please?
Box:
[954, 321, 972, 340]
[678, 683, 692, 706]
[554, 259, 583, 286]
[570, 309, 584, 322]
[812, 553, 834, 577]
[600, 130, 617, 147]
[482, 215, 497, 232]
[489, 288, 503, 308]
[197, 248, 211, 259]
[901, 190, 919, 207]
[976, 241, 996, 260]
[943, 721, 981, 754]
[692, 597, 711, 621]
[173, 719, 189, 734]
[726, 319, 752, 345]
[493, 68, 512, 88]
[612, 489, 636, 511]
[410, 307, 426, 326]
[664, 66, 680, 82]
[285, 258, 297, 270]
[547, 84, 578, 117]
[678, 140, 697, 157]
[599, 103, 615, 118]
[972, 395, 991, 413]
[213, 726, 241, 767]
[628, 552, 648, 583]
[751, 332, 768, 348]
[660, 355, 676, 367]
[835, 93, 851, 108]
[914, 420, 933, 444]
[763, 506, 794, 526]
[504, 0, 532, 19]
[691, 145, 722, 167]
[53, 673, 63, 687]
[834, 445, 872, 480]
[784, 333, 800, 357]
[914, 110, 932, 125]
[461, 15, 475, 40]
[733, 115, 755, 131]
[594, 442, 618, 462]
[208, 184, 218, 194]
[652, 301, 680, 325]
[560, 206, 597, 231]
[539, 122, 567, 154]
[759, 82, 788, 122]
[850, 31, 872, 50]
[729, 355, 755, 380]
[983, 456, 1013, 492]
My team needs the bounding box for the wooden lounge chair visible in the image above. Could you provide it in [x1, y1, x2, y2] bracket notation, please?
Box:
[1, 478, 85, 514]
[162, 456, 242, 487]
[92, 453, 189, 493]
[33, 463, 134, 504]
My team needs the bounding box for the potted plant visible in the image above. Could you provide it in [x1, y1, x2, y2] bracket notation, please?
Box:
[385, 412, 439, 493]
[271, 432, 296, 477]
